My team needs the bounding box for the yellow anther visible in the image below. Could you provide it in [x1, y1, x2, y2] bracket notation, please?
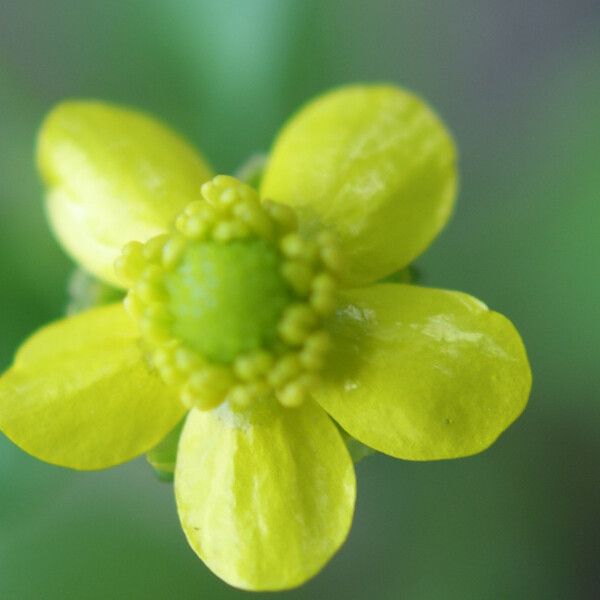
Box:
[280, 232, 306, 259]
[276, 380, 307, 408]
[268, 353, 301, 388]
[114, 241, 146, 282]
[187, 366, 234, 410]
[231, 200, 252, 219]
[122, 240, 144, 258]
[234, 350, 274, 381]
[141, 264, 163, 285]
[228, 385, 254, 409]
[175, 346, 202, 372]
[299, 333, 331, 371]
[279, 304, 317, 345]
[278, 321, 304, 346]
[230, 381, 269, 409]
[143, 234, 170, 261]
[251, 351, 275, 375]
[202, 175, 252, 209]
[263, 201, 298, 232]
[233, 201, 273, 238]
[182, 214, 209, 240]
[277, 373, 317, 408]
[309, 273, 337, 315]
[190, 365, 233, 389]
[158, 364, 183, 387]
[299, 347, 324, 371]
[184, 201, 205, 217]
[151, 347, 172, 369]
[181, 384, 220, 410]
[233, 356, 256, 381]
[310, 290, 337, 316]
[287, 304, 317, 327]
[213, 174, 237, 188]
[281, 260, 313, 295]
[212, 220, 250, 242]
[162, 235, 187, 269]
[306, 331, 331, 354]
[300, 348, 325, 371]
[312, 272, 336, 294]
[180, 386, 198, 409]
[197, 203, 218, 223]
[175, 214, 189, 234]
[200, 180, 218, 205]
[218, 186, 238, 207]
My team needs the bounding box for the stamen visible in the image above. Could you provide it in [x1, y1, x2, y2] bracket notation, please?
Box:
[116, 175, 342, 412]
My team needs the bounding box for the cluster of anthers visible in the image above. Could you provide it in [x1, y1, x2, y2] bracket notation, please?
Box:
[115, 175, 343, 411]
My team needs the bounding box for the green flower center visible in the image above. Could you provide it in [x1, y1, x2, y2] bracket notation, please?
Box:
[115, 175, 343, 411]
[165, 240, 291, 363]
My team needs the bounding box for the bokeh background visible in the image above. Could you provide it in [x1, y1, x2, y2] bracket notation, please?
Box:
[1, 1, 599, 599]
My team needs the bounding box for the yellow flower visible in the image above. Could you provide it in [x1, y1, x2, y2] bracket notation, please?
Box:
[0, 85, 531, 591]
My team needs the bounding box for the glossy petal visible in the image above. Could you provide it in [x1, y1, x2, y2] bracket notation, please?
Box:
[0, 304, 185, 470]
[261, 85, 457, 285]
[315, 284, 531, 460]
[38, 101, 213, 286]
[175, 401, 356, 591]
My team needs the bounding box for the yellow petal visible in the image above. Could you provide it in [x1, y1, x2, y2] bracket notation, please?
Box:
[175, 401, 355, 591]
[315, 284, 531, 460]
[38, 101, 213, 286]
[0, 304, 185, 470]
[261, 85, 457, 286]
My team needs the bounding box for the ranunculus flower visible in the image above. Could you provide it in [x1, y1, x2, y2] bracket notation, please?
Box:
[0, 85, 531, 591]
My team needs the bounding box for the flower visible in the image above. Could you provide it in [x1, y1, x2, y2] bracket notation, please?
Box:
[0, 85, 531, 591]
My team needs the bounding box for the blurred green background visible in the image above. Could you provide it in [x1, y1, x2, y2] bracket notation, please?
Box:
[1, 1, 599, 599]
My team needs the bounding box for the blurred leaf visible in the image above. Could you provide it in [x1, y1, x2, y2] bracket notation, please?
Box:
[66, 268, 125, 315]
[146, 419, 185, 482]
